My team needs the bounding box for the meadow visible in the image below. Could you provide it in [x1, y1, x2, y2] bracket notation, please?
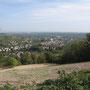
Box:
[0, 62, 90, 88]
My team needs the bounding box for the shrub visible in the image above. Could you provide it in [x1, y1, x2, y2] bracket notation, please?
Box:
[0, 57, 19, 67]
[39, 70, 90, 90]
[5, 57, 19, 67]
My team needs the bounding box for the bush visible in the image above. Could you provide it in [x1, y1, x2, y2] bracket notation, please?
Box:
[38, 70, 90, 90]
[0, 57, 19, 67]
[5, 57, 19, 66]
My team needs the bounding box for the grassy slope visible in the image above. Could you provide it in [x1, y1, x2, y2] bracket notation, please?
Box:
[0, 62, 90, 87]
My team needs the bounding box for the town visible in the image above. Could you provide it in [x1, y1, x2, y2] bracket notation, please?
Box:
[0, 33, 83, 58]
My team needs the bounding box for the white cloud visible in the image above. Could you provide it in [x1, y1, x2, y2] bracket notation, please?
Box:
[0, 0, 90, 32]
[32, 1, 90, 21]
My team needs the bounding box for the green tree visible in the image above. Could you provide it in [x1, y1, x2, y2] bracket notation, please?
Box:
[4, 57, 19, 67]
[86, 33, 90, 41]
[30, 45, 43, 52]
[21, 52, 32, 65]
[37, 53, 46, 63]
[44, 52, 54, 63]
[31, 52, 38, 64]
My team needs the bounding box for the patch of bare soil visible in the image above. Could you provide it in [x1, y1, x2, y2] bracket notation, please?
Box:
[14, 64, 52, 69]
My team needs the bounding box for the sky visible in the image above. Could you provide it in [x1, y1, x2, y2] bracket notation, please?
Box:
[0, 0, 90, 33]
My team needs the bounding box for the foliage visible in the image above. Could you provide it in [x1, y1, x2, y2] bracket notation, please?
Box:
[86, 33, 90, 41]
[59, 34, 90, 64]
[44, 52, 54, 63]
[21, 52, 32, 65]
[38, 70, 90, 90]
[0, 57, 19, 67]
[30, 45, 43, 52]
[37, 53, 46, 63]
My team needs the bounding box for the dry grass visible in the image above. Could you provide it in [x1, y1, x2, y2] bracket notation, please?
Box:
[0, 62, 90, 87]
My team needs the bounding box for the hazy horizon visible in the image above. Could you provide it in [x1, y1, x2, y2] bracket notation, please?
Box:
[0, 31, 88, 34]
[0, 0, 90, 33]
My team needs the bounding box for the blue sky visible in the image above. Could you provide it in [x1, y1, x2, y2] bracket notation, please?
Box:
[0, 0, 90, 32]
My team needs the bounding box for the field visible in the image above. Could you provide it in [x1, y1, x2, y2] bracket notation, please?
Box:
[0, 62, 90, 87]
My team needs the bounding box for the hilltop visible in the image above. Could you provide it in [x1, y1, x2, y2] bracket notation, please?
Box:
[0, 62, 90, 87]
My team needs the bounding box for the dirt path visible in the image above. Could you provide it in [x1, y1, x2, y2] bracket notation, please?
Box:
[14, 64, 52, 69]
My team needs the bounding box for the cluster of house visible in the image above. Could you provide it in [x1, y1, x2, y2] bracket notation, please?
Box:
[41, 38, 69, 46]
[0, 41, 32, 52]
[0, 48, 11, 52]
[41, 40, 64, 46]
[41, 38, 74, 50]
[0, 38, 73, 53]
